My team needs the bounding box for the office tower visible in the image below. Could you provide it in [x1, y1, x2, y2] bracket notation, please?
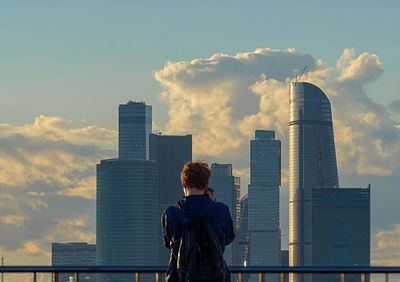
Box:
[289, 82, 339, 273]
[312, 187, 370, 282]
[248, 130, 281, 278]
[238, 194, 249, 266]
[96, 159, 158, 281]
[97, 101, 158, 282]
[209, 163, 241, 265]
[118, 101, 152, 159]
[289, 82, 370, 282]
[149, 133, 192, 265]
[52, 242, 96, 282]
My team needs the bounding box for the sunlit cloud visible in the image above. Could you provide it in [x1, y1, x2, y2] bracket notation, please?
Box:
[372, 224, 400, 266]
[155, 48, 400, 177]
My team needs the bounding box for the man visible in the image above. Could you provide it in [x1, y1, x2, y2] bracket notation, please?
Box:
[161, 161, 235, 282]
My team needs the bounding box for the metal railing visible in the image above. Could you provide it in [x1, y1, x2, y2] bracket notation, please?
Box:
[1, 266, 400, 282]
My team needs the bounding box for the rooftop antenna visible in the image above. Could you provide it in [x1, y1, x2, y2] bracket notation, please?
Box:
[298, 66, 307, 82]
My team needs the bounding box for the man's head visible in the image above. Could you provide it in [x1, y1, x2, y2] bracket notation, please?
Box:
[181, 161, 210, 191]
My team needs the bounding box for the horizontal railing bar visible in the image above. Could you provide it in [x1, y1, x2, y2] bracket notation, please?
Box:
[0, 266, 400, 274]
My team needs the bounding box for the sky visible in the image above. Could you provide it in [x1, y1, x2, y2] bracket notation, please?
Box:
[0, 0, 400, 275]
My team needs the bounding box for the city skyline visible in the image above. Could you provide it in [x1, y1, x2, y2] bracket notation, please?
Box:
[0, 0, 399, 273]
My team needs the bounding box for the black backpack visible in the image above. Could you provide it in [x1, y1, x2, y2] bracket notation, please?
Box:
[177, 202, 226, 282]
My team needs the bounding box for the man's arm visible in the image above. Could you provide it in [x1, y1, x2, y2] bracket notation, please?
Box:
[161, 210, 172, 249]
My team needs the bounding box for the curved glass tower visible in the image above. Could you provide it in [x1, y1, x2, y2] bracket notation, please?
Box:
[289, 82, 338, 280]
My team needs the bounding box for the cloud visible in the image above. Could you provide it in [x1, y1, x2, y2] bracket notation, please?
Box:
[387, 100, 400, 113]
[155, 48, 400, 178]
[337, 48, 384, 84]
[58, 176, 96, 200]
[372, 224, 400, 266]
[0, 117, 113, 267]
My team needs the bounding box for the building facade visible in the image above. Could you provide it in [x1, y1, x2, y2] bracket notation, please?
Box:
[96, 158, 158, 281]
[118, 101, 152, 159]
[289, 82, 370, 282]
[248, 130, 281, 276]
[289, 82, 339, 273]
[149, 133, 192, 265]
[209, 163, 240, 265]
[312, 187, 370, 282]
[238, 194, 249, 267]
[52, 242, 96, 282]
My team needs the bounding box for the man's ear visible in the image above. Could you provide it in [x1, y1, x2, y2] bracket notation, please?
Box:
[182, 179, 187, 189]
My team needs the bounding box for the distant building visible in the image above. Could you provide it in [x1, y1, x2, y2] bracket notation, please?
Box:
[149, 133, 192, 265]
[209, 163, 241, 265]
[312, 187, 370, 282]
[118, 101, 152, 159]
[52, 242, 96, 282]
[248, 130, 281, 281]
[238, 194, 249, 267]
[97, 101, 158, 282]
[289, 82, 370, 282]
[289, 82, 339, 278]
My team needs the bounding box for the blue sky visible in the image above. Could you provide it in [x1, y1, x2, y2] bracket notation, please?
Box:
[0, 0, 399, 269]
[0, 0, 399, 128]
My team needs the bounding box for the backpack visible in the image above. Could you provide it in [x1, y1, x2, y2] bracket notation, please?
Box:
[177, 202, 226, 282]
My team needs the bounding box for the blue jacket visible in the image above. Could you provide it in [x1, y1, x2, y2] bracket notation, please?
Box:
[161, 194, 235, 282]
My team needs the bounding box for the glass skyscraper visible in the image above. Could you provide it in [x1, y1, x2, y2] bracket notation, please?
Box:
[289, 82, 339, 273]
[289, 82, 370, 282]
[248, 130, 281, 280]
[118, 101, 152, 159]
[97, 101, 158, 282]
[96, 158, 158, 281]
[149, 133, 192, 265]
[209, 163, 241, 265]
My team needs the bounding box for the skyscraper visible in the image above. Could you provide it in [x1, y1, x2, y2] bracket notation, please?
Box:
[52, 242, 96, 282]
[97, 101, 158, 282]
[209, 163, 241, 265]
[238, 194, 249, 267]
[289, 82, 339, 273]
[119, 101, 152, 159]
[96, 159, 158, 281]
[248, 130, 281, 276]
[149, 133, 192, 265]
[289, 82, 370, 282]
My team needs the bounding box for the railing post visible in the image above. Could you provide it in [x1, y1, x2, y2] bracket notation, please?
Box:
[75, 272, 79, 282]
[155, 272, 163, 282]
[385, 272, 389, 282]
[33, 272, 37, 282]
[280, 272, 286, 282]
[361, 273, 366, 282]
[259, 272, 266, 282]
[341, 273, 346, 282]
[238, 272, 243, 282]
[53, 272, 59, 282]
[136, 272, 140, 282]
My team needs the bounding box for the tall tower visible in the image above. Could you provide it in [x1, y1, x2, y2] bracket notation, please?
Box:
[289, 82, 339, 280]
[209, 163, 241, 265]
[97, 101, 158, 282]
[118, 101, 152, 159]
[149, 133, 192, 265]
[248, 130, 281, 276]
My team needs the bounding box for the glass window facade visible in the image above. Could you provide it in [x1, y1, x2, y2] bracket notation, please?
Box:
[96, 159, 158, 282]
[209, 163, 241, 265]
[149, 133, 192, 265]
[248, 130, 281, 275]
[52, 242, 96, 282]
[118, 101, 152, 159]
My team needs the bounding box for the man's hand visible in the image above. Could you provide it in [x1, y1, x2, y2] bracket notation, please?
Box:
[206, 188, 216, 202]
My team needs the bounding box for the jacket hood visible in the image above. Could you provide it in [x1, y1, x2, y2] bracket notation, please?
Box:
[176, 195, 214, 228]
